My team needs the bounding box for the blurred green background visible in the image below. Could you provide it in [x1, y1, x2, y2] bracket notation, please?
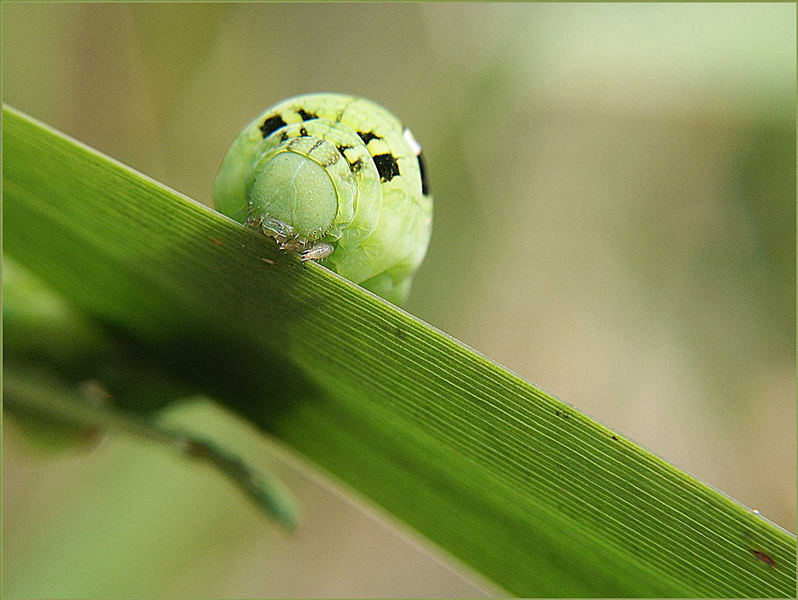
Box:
[3, 3, 795, 597]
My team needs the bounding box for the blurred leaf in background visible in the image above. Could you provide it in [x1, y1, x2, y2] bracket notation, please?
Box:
[3, 3, 795, 597]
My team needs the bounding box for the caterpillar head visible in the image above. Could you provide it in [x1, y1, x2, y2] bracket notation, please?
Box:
[213, 93, 432, 304]
[245, 135, 357, 254]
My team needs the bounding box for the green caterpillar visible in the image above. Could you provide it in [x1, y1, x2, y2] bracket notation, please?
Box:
[213, 93, 433, 305]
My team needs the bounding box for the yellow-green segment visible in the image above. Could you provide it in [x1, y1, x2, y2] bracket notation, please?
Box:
[212, 94, 433, 305]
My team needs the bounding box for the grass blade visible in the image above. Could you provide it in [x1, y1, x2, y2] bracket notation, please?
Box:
[3, 104, 795, 597]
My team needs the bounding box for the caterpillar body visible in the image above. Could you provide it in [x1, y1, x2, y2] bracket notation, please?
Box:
[213, 93, 433, 304]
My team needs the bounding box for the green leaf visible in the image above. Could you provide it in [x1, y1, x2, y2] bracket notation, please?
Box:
[3, 362, 299, 531]
[3, 104, 795, 597]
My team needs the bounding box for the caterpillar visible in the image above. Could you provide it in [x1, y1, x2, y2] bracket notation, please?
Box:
[213, 93, 433, 305]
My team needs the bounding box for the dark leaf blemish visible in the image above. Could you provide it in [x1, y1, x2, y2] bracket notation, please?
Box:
[750, 550, 777, 567]
[299, 127, 308, 137]
[372, 153, 400, 182]
[260, 115, 287, 138]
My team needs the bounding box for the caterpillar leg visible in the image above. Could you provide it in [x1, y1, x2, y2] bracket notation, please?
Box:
[300, 242, 334, 262]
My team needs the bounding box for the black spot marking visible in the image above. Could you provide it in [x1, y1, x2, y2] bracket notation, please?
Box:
[279, 131, 289, 142]
[372, 153, 400, 182]
[417, 152, 431, 195]
[259, 115, 287, 138]
[358, 131, 381, 145]
[611, 435, 619, 441]
[333, 144, 357, 172]
[297, 108, 317, 121]
[299, 127, 308, 137]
